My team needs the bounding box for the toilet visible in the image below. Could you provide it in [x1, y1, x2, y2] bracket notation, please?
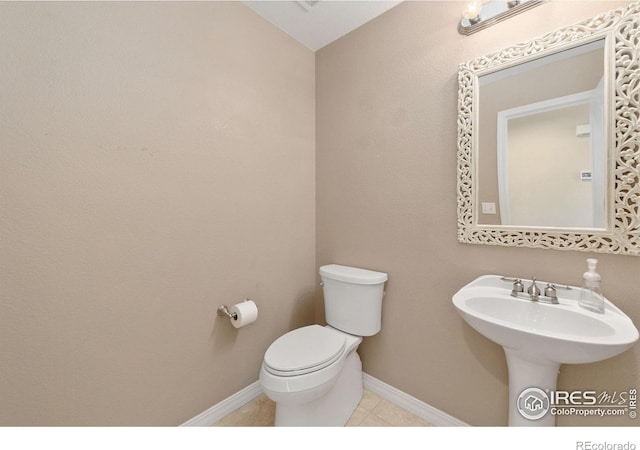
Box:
[259, 264, 388, 426]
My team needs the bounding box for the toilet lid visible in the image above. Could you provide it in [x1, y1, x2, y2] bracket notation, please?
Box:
[264, 325, 346, 376]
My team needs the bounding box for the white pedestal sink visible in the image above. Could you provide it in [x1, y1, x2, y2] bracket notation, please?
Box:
[452, 275, 639, 426]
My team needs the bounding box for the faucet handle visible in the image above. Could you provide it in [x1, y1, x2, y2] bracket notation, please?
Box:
[544, 283, 559, 303]
[510, 279, 524, 297]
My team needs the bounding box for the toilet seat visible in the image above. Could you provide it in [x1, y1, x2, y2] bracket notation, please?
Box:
[260, 325, 363, 401]
[263, 325, 346, 377]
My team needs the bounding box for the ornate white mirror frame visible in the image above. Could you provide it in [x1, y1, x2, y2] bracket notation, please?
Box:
[457, 2, 640, 255]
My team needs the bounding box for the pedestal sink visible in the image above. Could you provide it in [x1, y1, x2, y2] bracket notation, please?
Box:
[452, 275, 639, 426]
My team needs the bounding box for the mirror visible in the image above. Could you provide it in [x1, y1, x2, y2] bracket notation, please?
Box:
[479, 40, 606, 229]
[457, 2, 640, 255]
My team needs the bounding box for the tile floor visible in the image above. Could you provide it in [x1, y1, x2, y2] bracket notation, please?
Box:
[214, 389, 432, 427]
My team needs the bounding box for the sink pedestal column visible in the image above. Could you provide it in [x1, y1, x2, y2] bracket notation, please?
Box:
[504, 348, 560, 426]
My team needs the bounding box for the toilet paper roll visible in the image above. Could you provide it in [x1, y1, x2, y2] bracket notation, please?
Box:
[230, 300, 258, 329]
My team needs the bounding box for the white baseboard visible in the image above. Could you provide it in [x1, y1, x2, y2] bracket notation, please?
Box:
[182, 373, 468, 427]
[362, 373, 469, 426]
[180, 380, 263, 426]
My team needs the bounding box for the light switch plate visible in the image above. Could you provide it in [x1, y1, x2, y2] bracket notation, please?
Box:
[481, 202, 497, 214]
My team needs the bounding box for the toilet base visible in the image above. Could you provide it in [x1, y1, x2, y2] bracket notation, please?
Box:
[274, 350, 363, 426]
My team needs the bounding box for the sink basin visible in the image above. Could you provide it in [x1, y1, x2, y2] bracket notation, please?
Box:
[453, 275, 638, 364]
[452, 275, 638, 426]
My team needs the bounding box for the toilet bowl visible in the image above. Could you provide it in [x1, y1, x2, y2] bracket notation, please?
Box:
[259, 325, 363, 426]
[259, 264, 388, 426]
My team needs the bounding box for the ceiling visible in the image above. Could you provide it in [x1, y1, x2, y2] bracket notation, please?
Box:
[242, 1, 404, 51]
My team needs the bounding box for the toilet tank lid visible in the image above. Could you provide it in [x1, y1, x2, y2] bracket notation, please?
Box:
[319, 264, 388, 285]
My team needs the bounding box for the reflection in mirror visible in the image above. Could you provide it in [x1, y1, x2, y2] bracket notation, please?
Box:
[477, 40, 606, 229]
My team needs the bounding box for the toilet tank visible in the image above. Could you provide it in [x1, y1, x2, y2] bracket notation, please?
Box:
[320, 264, 388, 337]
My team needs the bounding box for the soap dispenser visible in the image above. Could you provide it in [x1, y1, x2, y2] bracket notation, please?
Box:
[578, 258, 605, 313]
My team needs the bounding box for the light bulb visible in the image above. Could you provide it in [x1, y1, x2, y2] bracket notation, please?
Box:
[462, 1, 483, 21]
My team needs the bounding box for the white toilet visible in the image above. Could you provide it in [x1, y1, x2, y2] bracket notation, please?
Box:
[259, 264, 388, 426]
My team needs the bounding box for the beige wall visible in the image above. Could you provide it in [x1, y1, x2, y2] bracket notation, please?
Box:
[0, 2, 315, 425]
[316, 1, 639, 426]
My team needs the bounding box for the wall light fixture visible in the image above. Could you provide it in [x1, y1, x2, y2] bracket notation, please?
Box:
[458, 0, 545, 35]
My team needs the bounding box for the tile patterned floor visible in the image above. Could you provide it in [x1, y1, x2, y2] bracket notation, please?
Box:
[214, 389, 432, 427]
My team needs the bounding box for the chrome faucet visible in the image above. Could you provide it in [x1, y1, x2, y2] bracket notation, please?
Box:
[506, 277, 560, 304]
[527, 278, 541, 301]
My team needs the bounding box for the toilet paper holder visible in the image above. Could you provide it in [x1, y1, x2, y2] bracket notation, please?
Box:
[217, 299, 252, 321]
[217, 305, 238, 320]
